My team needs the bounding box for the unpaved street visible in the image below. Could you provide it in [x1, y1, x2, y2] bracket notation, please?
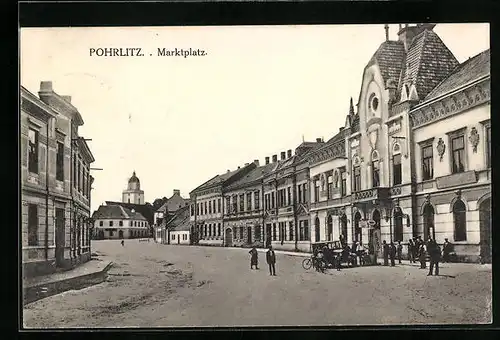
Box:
[23, 240, 492, 328]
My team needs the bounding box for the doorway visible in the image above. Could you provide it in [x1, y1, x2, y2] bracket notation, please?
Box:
[314, 217, 320, 242]
[354, 212, 362, 242]
[55, 208, 65, 267]
[371, 210, 381, 255]
[225, 228, 233, 247]
[247, 226, 252, 244]
[118, 230, 124, 239]
[266, 224, 272, 247]
[479, 197, 491, 263]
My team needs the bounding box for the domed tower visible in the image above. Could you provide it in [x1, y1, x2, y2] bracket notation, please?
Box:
[122, 171, 145, 204]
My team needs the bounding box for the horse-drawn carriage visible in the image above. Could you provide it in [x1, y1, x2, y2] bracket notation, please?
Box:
[302, 241, 370, 272]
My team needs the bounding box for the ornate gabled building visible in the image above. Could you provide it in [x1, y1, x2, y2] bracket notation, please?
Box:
[21, 81, 96, 278]
[305, 23, 490, 262]
[223, 160, 277, 248]
[189, 162, 257, 246]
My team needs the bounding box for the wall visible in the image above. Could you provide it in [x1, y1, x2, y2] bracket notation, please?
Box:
[170, 231, 190, 245]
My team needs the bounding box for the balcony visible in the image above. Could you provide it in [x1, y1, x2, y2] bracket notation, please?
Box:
[352, 187, 391, 203]
[278, 206, 294, 215]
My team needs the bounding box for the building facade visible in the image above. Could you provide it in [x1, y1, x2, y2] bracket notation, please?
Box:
[223, 160, 275, 248]
[189, 163, 257, 246]
[21, 81, 95, 278]
[92, 204, 149, 239]
[122, 171, 145, 204]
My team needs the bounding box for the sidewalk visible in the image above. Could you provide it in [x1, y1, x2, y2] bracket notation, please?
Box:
[23, 259, 113, 306]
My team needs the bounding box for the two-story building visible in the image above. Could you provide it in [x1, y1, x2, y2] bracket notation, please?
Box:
[223, 160, 276, 247]
[21, 81, 95, 278]
[189, 163, 257, 246]
[92, 204, 149, 239]
[263, 141, 322, 252]
[409, 49, 490, 262]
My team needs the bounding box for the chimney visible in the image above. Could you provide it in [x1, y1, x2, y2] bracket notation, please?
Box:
[245, 163, 249, 166]
[287, 149, 292, 158]
[265, 157, 270, 165]
[39, 81, 53, 92]
[281, 151, 286, 160]
[272, 155, 278, 163]
[237, 166, 240, 169]
[173, 189, 180, 195]
[254, 159, 260, 166]
[61, 95, 72, 103]
[316, 138, 323, 143]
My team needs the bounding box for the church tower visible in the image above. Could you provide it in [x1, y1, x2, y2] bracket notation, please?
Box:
[122, 171, 145, 204]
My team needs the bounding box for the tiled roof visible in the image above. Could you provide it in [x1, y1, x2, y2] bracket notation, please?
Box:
[400, 29, 459, 100]
[369, 40, 406, 83]
[226, 162, 277, 190]
[104, 201, 154, 225]
[165, 206, 190, 231]
[424, 49, 490, 101]
[92, 204, 147, 221]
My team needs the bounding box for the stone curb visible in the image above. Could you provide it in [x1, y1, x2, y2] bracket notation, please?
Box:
[23, 261, 114, 306]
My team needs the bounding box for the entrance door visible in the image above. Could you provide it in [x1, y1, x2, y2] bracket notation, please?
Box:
[314, 217, 320, 242]
[178, 234, 180, 244]
[55, 208, 65, 267]
[266, 224, 272, 247]
[479, 197, 491, 263]
[247, 226, 252, 244]
[118, 230, 124, 239]
[98, 230, 104, 239]
[225, 228, 233, 247]
[371, 210, 381, 255]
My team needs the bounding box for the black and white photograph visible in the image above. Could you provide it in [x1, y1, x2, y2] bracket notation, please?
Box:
[20, 22, 491, 328]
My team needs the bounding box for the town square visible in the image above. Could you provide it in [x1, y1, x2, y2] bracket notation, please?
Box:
[20, 23, 491, 328]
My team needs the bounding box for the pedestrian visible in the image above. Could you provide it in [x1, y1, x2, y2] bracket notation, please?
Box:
[427, 239, 441, 276]
[412, 237, 420, 262]
[418, 243, 427, 269]
[442, 238, 453, 263]
[249, 247, 259, 270]
[121, 239, 124, 247]
[397, 241, 403, 264]
[382, 240, 389, 266]
[408, 239, 415, 263]
[389, 242, 396, 267]
[266, 246, 277, 276]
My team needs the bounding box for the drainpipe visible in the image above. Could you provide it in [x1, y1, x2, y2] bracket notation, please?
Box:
[293, 167, 299, 252]
[45, 119, 50, 260]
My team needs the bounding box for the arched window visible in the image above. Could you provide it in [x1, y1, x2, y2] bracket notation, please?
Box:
[371, 150, 380, 188]
[327, 215, 333, 241]
[354, 212, 362, 242]
[353, 156, 361, 192]
[423, 204, 435, 241]
[315, 217, 320, 242]
[394, 208, 403, 242]
[393, 143, 402, 186]
[453, 200, 467, 241]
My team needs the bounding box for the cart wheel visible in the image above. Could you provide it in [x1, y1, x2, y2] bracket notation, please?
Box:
[302, 258, 313, 270]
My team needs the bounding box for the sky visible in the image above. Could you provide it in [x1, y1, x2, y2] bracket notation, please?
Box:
[20, 23, 490, 213]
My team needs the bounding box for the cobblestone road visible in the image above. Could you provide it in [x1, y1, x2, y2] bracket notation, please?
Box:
[23, 240, 492, 328]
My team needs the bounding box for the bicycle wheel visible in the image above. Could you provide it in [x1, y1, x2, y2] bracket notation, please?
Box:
[302, 258, 313, 270]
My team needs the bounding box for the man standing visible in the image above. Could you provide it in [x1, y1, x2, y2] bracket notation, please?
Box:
[428, 239, 441, 276]
[408, 239, 415, 263]
[418, 242, 427, 269]
[397, 241, 403, 264]
[266, 246, 277, 276]
[442, 238, 453, 263]
[249, 247, 259, 270]
[389, 242, 396, 267]
[382, 240, 389, 266]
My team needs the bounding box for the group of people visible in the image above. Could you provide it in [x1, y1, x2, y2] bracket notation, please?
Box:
[382, 240, 403, 267]
[249, 246, 277, 276]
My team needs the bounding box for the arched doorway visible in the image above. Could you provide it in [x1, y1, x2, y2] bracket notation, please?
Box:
[340, 214, 348, 245]
[453, 200, 467, 241]
[394, 207, 403, 242]
[479, 197, 491, 263]
[327, 215, 333, 241]
[225, 228, 233, 247]
[371, 210, 381, 255]
[423, 204, 435, 241]
[118, 230, 124, 239]
[354, 212, 361, 242]
[314, 217, 320, 242]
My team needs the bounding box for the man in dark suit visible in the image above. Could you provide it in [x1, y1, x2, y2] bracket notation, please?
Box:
[266, 246, 277, 276]
[382, 240, 389, 266]
[427, 239, 441, 276]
